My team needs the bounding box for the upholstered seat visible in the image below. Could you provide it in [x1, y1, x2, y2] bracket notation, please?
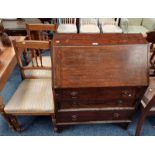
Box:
[57, 24, 77, 33]
[101, 25, 122, 33]
[127, 26, 148, 34]
[24, 56, 51, 78]
[4, 79, 54, 114]
[98, 18, 122, 33]
[80, 25, 100, 34]
[120, 18, 155, 34]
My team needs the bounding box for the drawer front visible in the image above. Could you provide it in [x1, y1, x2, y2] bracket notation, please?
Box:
[56, 110, 134, 123]
[58, 88, 136, 101]
[59, 99, 136, 109]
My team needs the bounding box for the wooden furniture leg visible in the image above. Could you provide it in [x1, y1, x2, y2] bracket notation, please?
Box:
[51, 114, 58, 132]
[135, 96, 155, 136]
[9, 115, 22, 132]
[0, 96, 21, 132]
[135, 107, 147, 136]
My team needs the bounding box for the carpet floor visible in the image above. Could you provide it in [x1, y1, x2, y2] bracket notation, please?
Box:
[0, 65, 155, 136]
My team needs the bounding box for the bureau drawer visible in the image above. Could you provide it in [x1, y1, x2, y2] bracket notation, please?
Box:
[57, 88, 136, 100]
[59, 99, 136, 109]
[56, 110, 134, 123]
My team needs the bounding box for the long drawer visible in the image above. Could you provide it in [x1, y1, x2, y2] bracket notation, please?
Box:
[56, 109, 134, 123]
[55, 88, 136, 101]
[58, 98, 136, 109]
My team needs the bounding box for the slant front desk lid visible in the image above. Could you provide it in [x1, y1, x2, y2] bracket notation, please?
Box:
[53, 34, 149, 88]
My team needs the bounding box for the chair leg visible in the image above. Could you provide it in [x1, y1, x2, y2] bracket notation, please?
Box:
[51, 115, 58, 132]
[9, 115, 22, 132]
[0, 98, 15, 131]
[0, 96, 22, 132]
[135, 107, 148, 136]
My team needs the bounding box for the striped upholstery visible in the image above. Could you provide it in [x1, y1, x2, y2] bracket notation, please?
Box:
[24, 56, 51, 78]
[4, 79, 54, 114]
[80, 25, 100, 34]
[99, 18, 122, 33]
[99, 18, 117, 25]
[80, 18, 100, 34]
[57, 24, 77, 33]
[101, 25, 122, 33]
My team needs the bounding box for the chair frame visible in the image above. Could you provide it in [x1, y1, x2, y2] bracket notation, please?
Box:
[59, 18, 76, 25]
[25, 24, 57, 65]
[1, 40, 57, 132]
[26, 23, 57, 40]
[135, 96, 155, 136]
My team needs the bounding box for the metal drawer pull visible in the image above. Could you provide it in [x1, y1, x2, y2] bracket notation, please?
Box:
[113, 113, 120, 118]
[92, 42, 99, 45]
[70, 91, 78, 96]
[118, 100, 123, 104]
[72, 115, 77, 121]
[72, 102, 78, 106]
[122, 90, 132, 97]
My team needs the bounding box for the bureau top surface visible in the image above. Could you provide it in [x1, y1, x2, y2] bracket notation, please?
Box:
[52, 34, 149, 88]
[53, 34, 147, 46]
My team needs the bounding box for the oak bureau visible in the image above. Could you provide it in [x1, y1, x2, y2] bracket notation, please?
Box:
[52, 33, 149, 132]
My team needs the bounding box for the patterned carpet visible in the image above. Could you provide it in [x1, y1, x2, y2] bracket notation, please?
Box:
[1, 65, 155, 136]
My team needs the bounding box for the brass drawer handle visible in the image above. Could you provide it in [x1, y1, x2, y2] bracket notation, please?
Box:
[72, 101, 78, 106]
[71, 96, 78, 99]
[118, 100, 123, 104]
[113, 113, 120, 118]
[71, 115, 77, 121]
[70, 91, 78, 96]
[122, 90, 132, 97]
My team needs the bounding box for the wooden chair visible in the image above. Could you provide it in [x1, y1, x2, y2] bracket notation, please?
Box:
[99, 18, 122, 33]
[79, 18, 100, 34]
[1, 40, 56, 132]
[26, 23, 57, 40]
[57, 18, 77, 33]
[25, 24, 57, 77]
[144, 31, 155, 76]
[135, 77, 155, 135]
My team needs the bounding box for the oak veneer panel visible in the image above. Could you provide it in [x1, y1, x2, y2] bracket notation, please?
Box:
[53, 44, 148, 88]
[53, 34, 147, 46]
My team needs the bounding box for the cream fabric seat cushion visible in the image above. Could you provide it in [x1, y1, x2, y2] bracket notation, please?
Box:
[57, 24, 77, 33]
[24, 56, 51, 78]
[101, 25, 122, 33]
[127, 26, 148, 34]
[4, 79, 54, 114]
[80, 25, 100, 33]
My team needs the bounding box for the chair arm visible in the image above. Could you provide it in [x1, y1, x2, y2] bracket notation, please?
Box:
[120, 18, 128, 33]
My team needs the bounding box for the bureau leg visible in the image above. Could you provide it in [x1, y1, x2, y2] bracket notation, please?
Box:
[51, 115, 59, 133]
[119, 123, 129, 130]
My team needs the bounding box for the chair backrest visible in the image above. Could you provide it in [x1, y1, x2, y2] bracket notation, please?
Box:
[13, 40, 51, 79]
[127, 18, 143, 26]
[59, 18, 76, 24]
[80, 18, 98, 25]
[26, 24, 57, 40]
[99, 18, 119, 26]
